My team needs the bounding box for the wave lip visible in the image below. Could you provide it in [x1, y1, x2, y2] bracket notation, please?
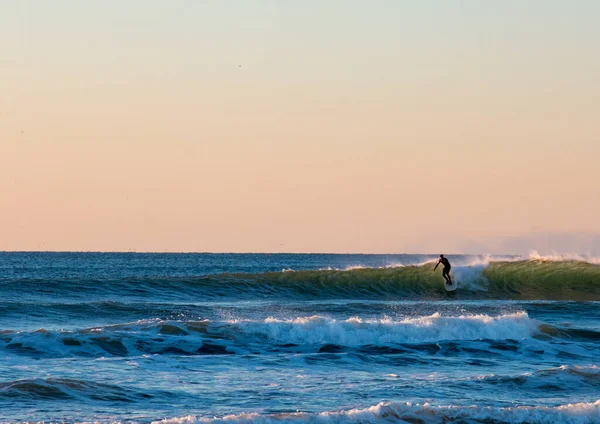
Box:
[154, 399, 600, 424]
[527, 250, 600, 265]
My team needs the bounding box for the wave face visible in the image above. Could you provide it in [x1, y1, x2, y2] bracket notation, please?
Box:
[211, 259, 600, 300]
[1, 252, 599, 423]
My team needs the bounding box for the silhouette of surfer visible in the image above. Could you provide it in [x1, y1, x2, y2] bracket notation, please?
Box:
[434, 254, 453, 285]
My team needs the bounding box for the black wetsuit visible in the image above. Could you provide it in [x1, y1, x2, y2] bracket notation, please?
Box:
[440, 257, 451, 273]
[438, 257, 452, 284]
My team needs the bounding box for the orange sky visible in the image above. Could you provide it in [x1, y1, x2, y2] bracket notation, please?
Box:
[1, 2, 599, 253]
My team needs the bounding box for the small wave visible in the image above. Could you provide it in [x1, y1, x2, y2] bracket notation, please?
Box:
[470, 365, 600, 391]
[0, 378, 154, 402]
[537, 324, 600, 342]
[154, 399, 600, 424]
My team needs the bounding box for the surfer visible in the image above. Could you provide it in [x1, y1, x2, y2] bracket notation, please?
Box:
[434, 254, 453, 285]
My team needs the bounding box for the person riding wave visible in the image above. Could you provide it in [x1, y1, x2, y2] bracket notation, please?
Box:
[434, 254, 453, 285]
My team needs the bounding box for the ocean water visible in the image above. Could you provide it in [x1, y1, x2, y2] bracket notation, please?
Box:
[0, 252, 599, 423]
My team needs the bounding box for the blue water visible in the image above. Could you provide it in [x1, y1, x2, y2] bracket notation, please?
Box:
[0, 253, 599, 423]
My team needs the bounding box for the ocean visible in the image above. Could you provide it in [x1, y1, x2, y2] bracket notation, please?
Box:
[0, 252, 599, 423]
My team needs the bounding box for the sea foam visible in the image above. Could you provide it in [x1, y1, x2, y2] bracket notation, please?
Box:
[155, 399, 600, 424]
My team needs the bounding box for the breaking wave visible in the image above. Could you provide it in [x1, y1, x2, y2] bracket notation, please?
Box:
[155, 399, 600, 424]
[2, 312, 598, 358]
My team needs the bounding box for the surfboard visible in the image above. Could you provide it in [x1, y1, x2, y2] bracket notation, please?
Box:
[444, 280, 457, 292]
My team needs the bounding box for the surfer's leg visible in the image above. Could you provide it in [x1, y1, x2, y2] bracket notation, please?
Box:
[444, 269, 452, 284]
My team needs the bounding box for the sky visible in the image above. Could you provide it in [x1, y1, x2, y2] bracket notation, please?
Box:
[1, 1, 599, 254]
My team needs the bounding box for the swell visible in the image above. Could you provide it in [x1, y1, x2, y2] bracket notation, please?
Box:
[2, 260, 599, 301]
[0, 378, 162, 402]
[2, 313, 598, 359]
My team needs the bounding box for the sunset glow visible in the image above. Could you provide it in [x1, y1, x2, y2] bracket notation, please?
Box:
[2, 1, 599, 253]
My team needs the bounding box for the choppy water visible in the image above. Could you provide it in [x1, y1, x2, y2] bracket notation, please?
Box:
[1, 252, 599, 423]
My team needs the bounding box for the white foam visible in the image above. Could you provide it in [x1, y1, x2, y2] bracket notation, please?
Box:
[232, 312, 537, 345]
[342, 265, 370, 271]
[154, 399, 600, 424]
[448, 255, 494, 291]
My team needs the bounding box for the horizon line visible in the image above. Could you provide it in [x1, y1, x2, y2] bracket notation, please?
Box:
[0, 250, 527, 256]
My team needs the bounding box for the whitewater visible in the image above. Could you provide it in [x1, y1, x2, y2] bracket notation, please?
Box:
[0, 252, 599, 423]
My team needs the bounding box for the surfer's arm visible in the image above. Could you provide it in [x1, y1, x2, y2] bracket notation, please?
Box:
[434, 261, 439, 271]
